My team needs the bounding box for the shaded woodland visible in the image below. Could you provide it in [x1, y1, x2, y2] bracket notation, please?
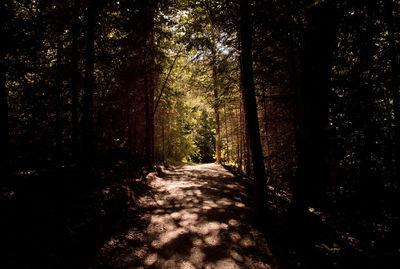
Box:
[1, 0, 400, 268]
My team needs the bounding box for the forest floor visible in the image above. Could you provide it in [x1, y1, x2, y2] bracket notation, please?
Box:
[4, 162, 388, 268]
[93, 163, 278, 268]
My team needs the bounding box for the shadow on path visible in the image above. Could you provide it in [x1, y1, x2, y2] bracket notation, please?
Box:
[95, 164, 277, 268]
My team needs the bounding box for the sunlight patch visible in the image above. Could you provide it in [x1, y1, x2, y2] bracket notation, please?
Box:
[239, 234, 255, 248]
[171, 212, 181, 219]
[179, 261, 196, 269]
[190, 247, 205, 263]
[213, 258, 240, 269]
[228, 219, 239, 227]
[234, 202, 246, 208]
[144, 253, 158, 266]
[230, 250, 243, 262]
[217, 198, 232, 206]
[229, 232, 241, 242]
[205, 233, 220, 246]
[157, 227, 187, 246]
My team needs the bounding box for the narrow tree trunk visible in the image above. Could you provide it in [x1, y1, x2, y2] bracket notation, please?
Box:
[238, 99, 243, 170]
[82, 1, 96, 167]
[0, 1, 8, 169]
[211, 48, 221, 164]
[239, 0, 268, 219]
[384, 0, 400, 242]
[293, 3, 338, 211]
[55, 25, 63, 164]
[162, 113, 165, 163]
[143, 52, 154, 167]
[385, 0, 400, 188]
[71, 14, 80, 162]
[224, 101, 230, 162]
[262, 88, 272, 179]
[236, 105, 242, 169]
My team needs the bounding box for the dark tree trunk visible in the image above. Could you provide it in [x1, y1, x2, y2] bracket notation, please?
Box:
[143, 53, 152, 167]
[239, 0, 268, 219]
[211, 47, 221, 164]
[55, 25, 63, 164]
[293, 3, 338, 212]
[224, 102, 230, 162]
[0, 1, 8, 169]
[70, 12, 80, 162]
[384, 0, 400, 243]
[384, 0, 400, 188]
[82, 1, 96, 167]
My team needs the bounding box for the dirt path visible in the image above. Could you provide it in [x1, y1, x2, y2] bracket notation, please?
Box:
[94, 164, 277, 268]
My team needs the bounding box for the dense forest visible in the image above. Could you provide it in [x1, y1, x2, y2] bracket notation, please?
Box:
[1, 0, 400, 268]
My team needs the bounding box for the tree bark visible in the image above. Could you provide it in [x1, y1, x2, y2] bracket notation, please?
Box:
[224, 101, 230, 162]
[70, 12, 80, 162]
[82, 0, 96, 167]
[293, 3, 338, 211]
[211, 47, 221, 164]
[55, 24, 63, 164]
[143, 53, 153, 167]
[0, 0, 8, 169]
[384, 0, 400, 243]
[239, 0, 268, 219]
[384, 0, 400, 188]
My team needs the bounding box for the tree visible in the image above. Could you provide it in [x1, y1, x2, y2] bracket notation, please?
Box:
[239, 0, 268, 219]
[292, 2, 338, 212]
[82, 0, 96, 167]
[0, 0, 9, 169]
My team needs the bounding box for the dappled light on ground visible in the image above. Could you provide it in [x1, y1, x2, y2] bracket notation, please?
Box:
[95, 164, 276, 268]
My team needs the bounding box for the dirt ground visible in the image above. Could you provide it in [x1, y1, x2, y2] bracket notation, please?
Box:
[93, 164, 278, 269]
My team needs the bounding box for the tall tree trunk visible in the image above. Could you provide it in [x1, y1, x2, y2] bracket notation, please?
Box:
[28, 3, 40, 160]
[293, 3, 338, 211]
[384, 0, 400, 242]
[224, 101, 230, 162]
[71, 14, 80, 163]
[82, 1, 96, 168]
[236, 104, 242, 169]
[162, 112, 165, 163]
[55, 25, 63, 164]
[355, 2, 380, 237]
[385, 0, 400, 188]
[211, 47, 221, 164]
[142, 2, 156, 167]
[262, 88, 272, 179]
[239, 0, 268, 219]
[0, 0, 8, 169]
[143, 53, 153, 167]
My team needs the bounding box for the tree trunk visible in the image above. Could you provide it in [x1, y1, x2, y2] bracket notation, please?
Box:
[224, 101, 230, 162]
[55, 24, 63, 164]
[384, 0, 400, 188]
[82, 0, 96, 168]
[211, 47, 221, 164]
[71, 14, 80, 163]
[236, 104, 242, 169]
[0, 1, 8, 169]
[239, 0, 268, 219]
[143, 54, 151, 166]
[384, 0, 400, 243]
[293, 3, 338, 211]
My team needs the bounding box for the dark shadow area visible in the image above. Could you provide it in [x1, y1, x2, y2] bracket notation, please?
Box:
[1, 160, 152, 268]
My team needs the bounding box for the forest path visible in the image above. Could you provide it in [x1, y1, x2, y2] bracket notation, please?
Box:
[95, 164, 277, 269]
